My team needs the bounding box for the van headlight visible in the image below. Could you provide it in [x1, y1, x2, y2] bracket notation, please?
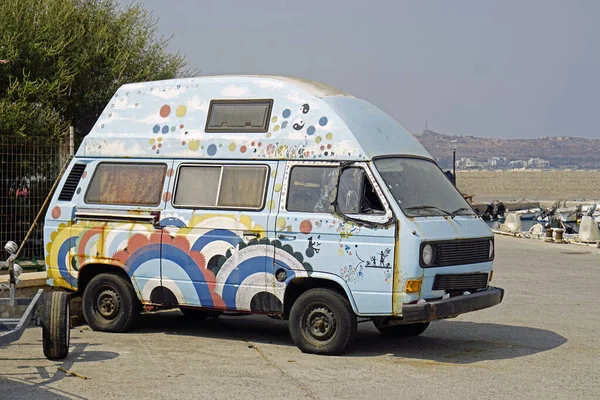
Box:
[489, 239, 494, 259]
[422, 244, 435, 266]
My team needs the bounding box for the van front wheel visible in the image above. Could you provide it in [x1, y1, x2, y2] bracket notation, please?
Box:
[83, 273, 140, 332]
[289, 288, 357, 355]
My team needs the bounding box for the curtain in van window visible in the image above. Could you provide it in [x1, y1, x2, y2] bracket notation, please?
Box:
[174, 166, 221, 207]
[173, 165, 267, 209]
[218, 166, 267, 208]
[86, 163, 166, 206]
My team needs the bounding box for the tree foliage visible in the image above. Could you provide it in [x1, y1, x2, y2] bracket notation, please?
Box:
[0, 0, 192, 139]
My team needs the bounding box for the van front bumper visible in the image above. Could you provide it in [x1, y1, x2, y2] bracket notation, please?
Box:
[402, 287, 504, 323]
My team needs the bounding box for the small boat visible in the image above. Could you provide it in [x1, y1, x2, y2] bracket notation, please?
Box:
[514, 208, 542, 220]
[556, 207, 580, 223]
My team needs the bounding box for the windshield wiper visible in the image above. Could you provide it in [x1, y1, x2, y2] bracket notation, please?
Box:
[403, 205, 453, 217]
[450, 207, 473, 217]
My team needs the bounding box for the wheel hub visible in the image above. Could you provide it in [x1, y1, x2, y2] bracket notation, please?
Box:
[96, 289, 120, 320]
[305, 307, 336, 341]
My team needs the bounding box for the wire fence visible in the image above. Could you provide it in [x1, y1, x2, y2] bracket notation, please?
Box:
[0, 135, 71, 268]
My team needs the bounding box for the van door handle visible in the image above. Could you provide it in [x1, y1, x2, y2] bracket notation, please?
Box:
[277, 234, 296, 240]
[243, 230, 260, 238]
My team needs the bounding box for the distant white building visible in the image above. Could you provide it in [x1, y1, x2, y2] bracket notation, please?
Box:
[457, 157, 477, 168]
[488, 157, 508, 168]
[527, 158, 550, 168]
[508, 160, 526, 169]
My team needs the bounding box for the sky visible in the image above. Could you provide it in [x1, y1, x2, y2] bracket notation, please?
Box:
[120, 0, 600, 139]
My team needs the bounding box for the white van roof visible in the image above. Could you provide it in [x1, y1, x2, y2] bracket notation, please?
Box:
[77, 75, 430, 161]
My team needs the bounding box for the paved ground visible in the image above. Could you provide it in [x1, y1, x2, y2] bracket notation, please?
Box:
[1, 235, 599, 399]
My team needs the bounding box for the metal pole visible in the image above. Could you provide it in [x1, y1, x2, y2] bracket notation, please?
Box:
[453, 147, 456, 186]
[69, 126, 75, 156]
[8, 255, 16, 307]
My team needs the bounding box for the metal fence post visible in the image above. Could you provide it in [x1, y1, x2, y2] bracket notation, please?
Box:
[70, 126, 75, 157]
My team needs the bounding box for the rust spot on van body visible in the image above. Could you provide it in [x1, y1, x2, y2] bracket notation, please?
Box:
[447, 218, 461, 239]
[392, 221, 402, 315]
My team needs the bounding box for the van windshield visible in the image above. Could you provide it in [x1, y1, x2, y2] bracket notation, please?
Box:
[374, 157, 475, 217]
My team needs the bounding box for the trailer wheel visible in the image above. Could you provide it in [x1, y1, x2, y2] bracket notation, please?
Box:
[42, 291, 70, 360]
[375, 321, 430, 337]
[83, 273, 140, 332]
[289, 288, 357, 355]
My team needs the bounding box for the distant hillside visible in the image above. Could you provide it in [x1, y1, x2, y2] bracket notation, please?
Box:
[415, 130, 600, 169]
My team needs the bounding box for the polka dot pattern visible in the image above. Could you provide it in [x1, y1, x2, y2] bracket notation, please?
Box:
[189, 140, 200, 151]
[276, 217, 287, 229]
[207, 144, 217, 156]
[176, 105, 187, 118]
[160, 105, 171, 118]
[51, 206, 61, 219]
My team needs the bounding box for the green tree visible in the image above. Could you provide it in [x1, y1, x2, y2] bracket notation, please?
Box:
[0, 0, 192, 260]
[0, 0, 192, 139]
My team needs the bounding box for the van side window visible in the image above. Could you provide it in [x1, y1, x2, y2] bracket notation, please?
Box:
[287, 166, 385, 214]
[174, 165, 268, 209]
[338, 168, 385, 214]
[287, 167, 338, 213]
[85, 163, 167, 206]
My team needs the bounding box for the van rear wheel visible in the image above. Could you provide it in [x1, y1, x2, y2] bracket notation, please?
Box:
[83, 273, 140, 332]
[375, 321, 430, 337]
[289, 288, 356, 355]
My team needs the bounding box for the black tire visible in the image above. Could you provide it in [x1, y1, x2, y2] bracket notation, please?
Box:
[289, 288, 357, 355]
[179, 307, 221, 320]
[82, 273, 140, 332]
[375, 322, 430, 337]
[42, 291, 70, 360]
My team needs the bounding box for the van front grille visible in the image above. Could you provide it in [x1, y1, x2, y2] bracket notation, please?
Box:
[433, 273, 489, 292]
[437, 239, 491, 266]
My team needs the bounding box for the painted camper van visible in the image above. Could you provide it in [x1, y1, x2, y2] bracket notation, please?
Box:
[44, 75, 503, 355]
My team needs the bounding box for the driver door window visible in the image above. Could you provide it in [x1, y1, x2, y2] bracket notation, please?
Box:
[338, 168, 384, 215]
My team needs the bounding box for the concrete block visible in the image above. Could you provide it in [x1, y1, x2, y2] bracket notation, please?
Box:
[579, 216, 600, 243]
[502, 212, 523, 233]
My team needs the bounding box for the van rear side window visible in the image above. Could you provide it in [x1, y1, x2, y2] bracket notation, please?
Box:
[174, 165, 268, 210]
[85, 163, 167, 206]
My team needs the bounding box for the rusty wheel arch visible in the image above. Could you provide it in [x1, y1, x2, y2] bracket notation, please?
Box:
[282, 278, 350, 320]
[77, 263, 131, 294]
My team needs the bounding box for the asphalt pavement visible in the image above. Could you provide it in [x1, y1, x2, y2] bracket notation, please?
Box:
[1, 235, 598, 399]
